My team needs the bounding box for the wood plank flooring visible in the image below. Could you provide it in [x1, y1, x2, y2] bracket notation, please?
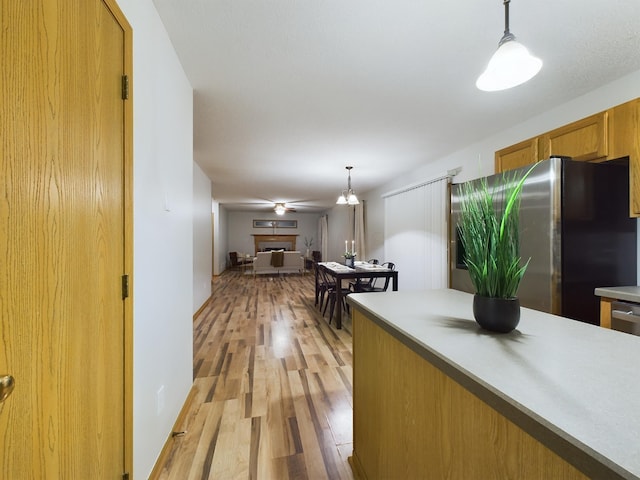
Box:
[155, 270, 355, 480]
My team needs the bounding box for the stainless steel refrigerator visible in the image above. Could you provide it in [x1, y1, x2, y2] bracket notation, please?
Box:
[450, 157, 637, 325]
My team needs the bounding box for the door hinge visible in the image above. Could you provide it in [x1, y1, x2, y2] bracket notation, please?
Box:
[122, 274, 129, 300]
[122, 473, 130, 480]
[121, 75, 129, 100]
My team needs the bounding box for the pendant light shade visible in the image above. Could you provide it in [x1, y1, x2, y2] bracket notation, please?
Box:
[476, 0, 542, 92]
[336, 166, 359, 206]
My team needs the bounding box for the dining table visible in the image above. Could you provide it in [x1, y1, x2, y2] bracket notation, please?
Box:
[315, 261, 399, 329]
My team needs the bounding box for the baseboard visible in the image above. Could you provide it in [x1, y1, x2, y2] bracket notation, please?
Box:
[147, 384, 198, 480]
[193, 295, 212, 320]
[348, 454, 367, 480]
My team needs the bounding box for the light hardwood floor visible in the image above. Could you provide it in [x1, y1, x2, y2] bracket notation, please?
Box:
[156, 270, 355, 480]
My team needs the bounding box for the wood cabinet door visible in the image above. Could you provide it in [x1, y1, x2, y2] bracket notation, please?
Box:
[495, 138, 540, 173]
[607, 99, 640, 217]
[495, 98, 639, 217]
[0, 0, 131, 477]
[541, 111, 609, 161]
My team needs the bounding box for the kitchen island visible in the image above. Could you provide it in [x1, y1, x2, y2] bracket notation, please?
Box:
[346, 289, 640, 480]
[595, 286, 640, 328]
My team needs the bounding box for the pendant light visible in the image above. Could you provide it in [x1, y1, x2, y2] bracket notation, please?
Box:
[476, 0, 542, 92]
[336, 166, 360, 206]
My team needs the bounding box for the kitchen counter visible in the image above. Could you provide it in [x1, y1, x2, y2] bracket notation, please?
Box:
[595, 286, 640, 328]
[347, 288, 640, 479]
[595, 285, 640, 303]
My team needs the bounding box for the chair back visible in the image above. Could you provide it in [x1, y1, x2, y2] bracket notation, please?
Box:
[317, 265, 334, 288]
[380, 262, 395, 290]
[368, 262, 395, 291]
[229, 251, 240, 266]
[355, 259, 379, 290]
[312, 250, 322, 262]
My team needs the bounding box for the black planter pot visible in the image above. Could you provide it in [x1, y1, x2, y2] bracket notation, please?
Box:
[472, 295, 520, 333]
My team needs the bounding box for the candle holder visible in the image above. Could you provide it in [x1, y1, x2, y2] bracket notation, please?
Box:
[343, 251, 356, 268]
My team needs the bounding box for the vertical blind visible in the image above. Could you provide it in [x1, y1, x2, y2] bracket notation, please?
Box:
[383, 175, 451, 291]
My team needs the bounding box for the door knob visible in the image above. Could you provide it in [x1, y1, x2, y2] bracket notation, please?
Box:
[0, 375, 15, 403]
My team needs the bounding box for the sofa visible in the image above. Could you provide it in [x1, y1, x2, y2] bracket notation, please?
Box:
[252, 251, 304, 276]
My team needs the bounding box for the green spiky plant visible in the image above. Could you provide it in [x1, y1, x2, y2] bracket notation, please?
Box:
[457, 163, 537, 299]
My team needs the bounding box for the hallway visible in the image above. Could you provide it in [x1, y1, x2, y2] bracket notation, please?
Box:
[156, 270, 355, 479]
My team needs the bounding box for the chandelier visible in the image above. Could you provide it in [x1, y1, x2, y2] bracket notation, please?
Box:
[336, 166, 360, 205]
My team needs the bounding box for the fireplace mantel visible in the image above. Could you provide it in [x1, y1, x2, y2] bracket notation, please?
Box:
[252, 234, 299, 254]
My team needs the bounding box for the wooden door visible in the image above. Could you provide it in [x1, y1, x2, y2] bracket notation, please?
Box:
[0, 0, 131, 477]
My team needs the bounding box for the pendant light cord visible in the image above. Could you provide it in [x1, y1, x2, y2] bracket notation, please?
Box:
[504, 0, 510, 36]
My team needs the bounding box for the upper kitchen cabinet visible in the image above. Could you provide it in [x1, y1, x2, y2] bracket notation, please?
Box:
[611, 98, 640, 216]
[540, 111, 608, 161]
[608, 99, 639, 156]
[495, 98, 640, 217]
[494, 138, 539, 172]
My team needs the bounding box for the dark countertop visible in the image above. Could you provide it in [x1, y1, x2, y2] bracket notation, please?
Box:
[347, 288, 640, 480]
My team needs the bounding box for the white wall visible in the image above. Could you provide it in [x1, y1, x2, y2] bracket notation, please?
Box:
[361, 69, 640, 284]
[193, 163, 212, 311]
[324, 206, 351, 262]
[226, 211, 321, 262]
[115, 0, 194, 477]
[221, 208, 354, 264]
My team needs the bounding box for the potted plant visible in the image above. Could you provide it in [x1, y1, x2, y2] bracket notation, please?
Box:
[343, 251, 356, 268]
[457, 163, 537, 333]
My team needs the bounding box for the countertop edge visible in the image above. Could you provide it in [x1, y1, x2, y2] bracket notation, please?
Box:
[595, 286, 640, 304]
[347, 293, 636, 480]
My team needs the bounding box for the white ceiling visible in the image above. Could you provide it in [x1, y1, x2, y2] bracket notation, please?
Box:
[152, 0, 640, 213]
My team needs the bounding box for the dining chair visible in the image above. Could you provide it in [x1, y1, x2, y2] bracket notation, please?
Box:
[360, 261, 395, 292]
[316, 265, 332, 311]
[319, 267, 350, 325]
[349, 258, 379, 293]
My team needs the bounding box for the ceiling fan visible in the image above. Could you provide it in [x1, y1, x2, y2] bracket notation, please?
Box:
[273, 202, 295, 215]
[228, 198, 318, 214]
